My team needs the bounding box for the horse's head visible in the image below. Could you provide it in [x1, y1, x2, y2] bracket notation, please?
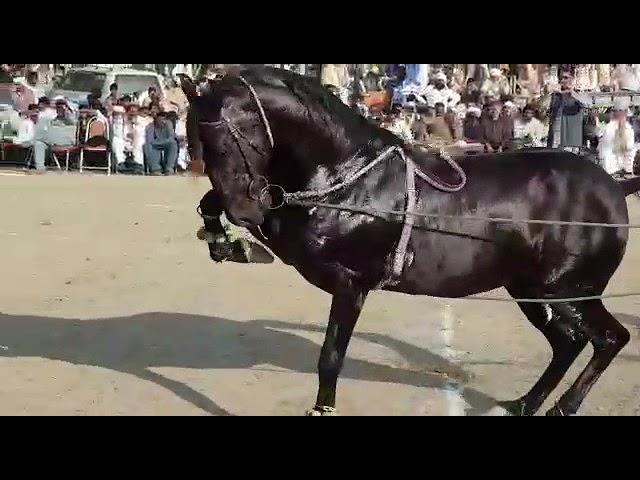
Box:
[181, 72, 274, 228]
[181, 67, 389, 228]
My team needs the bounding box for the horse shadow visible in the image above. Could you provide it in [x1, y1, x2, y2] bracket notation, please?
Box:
[0, 311, 510, 415]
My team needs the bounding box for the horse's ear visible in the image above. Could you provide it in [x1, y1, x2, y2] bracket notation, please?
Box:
[178, 74, 198, 103]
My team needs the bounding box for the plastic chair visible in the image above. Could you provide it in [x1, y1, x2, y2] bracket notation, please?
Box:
[79, 116, 111, 175]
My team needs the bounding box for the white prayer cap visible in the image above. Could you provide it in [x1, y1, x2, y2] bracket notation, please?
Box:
[467, 106, 482, 117]
[434, 71, 447, 81]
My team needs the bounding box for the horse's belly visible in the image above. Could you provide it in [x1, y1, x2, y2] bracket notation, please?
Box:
[384, 234, 505, 297]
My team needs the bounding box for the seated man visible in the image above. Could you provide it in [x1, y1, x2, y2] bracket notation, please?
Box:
[479, 100, 513, 152]
[37, 96, 57, 122]
[111, 105, 145, 175]
[143, 107, 177, 175]
[427, 102, 462, 145]
[463, 106, 482, 142]
[513, 104, 546, 147]
[32, 99, 77, 172]
[411, 105, 434, 144]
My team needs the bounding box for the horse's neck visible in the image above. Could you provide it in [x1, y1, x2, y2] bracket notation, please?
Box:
[266, 109, 390, 192]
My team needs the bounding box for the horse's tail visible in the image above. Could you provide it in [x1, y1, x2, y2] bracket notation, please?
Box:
[618, 176, 640, 197]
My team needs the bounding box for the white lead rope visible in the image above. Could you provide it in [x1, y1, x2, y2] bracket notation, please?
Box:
[285, 199, 640, 229]
[462, 293, 640, 303]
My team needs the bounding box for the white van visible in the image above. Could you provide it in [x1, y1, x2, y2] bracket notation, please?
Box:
[49, 67, 165, 107]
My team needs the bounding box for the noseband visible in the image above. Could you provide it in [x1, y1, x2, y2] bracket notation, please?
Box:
[199, 75, 276, 202]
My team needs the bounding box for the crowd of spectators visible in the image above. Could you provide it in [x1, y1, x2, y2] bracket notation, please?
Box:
[3, 63, 640, 177]
[1, 64, 190, 175]
[321, 64, 640, 176]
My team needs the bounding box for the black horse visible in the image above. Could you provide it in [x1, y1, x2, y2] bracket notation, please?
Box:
[182, 67, 640, 416]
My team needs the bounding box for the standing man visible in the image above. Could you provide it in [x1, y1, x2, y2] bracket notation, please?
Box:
[481, 68, 510, 100]
[547, 69, 585, 152]
[110, 105, 128, 169]
[514, 104, 547, 147]
[103, 83, 119, 114]
[599, 99, 636, 177]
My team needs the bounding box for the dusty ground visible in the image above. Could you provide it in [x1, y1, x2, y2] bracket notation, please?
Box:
[0, 171, 638, 416]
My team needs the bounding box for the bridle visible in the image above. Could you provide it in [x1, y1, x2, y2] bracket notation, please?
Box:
[198, 75, 276, 202]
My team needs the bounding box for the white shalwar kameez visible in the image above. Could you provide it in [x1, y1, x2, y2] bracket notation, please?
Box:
[599, 120, 636, 175]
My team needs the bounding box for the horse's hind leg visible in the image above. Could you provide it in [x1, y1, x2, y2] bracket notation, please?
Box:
[545, 300, 630, 416]
[500, 288, 588, 415]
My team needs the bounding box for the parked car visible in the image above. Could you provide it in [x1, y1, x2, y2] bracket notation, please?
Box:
[49, 67, 166, 107]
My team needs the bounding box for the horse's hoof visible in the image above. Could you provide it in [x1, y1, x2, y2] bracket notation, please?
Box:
[545, 404, 568, 416]
[497, 399, 527, 416]
[305, 406, 337, 416]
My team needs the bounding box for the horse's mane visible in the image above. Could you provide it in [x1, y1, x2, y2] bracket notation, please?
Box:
[235, 66, 401, 147]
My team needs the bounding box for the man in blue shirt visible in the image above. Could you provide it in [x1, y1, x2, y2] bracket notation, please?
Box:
[143, 107, 178, 175]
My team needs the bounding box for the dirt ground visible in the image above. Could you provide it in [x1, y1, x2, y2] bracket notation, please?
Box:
[0, 171, 638, 416]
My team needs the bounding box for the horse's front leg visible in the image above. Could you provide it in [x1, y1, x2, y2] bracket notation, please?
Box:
[308, 283, 368, 416]
[198, 189, 273, 264]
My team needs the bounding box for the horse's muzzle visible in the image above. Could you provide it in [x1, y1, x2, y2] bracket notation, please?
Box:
[226, 210, 265, 229]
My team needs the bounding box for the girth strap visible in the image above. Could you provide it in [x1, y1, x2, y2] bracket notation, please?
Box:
[389, 152, 417, 283]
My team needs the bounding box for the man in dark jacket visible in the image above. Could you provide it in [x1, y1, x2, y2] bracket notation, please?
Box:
[547, 69, 585, 151]
[479, 101, 513, 152]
